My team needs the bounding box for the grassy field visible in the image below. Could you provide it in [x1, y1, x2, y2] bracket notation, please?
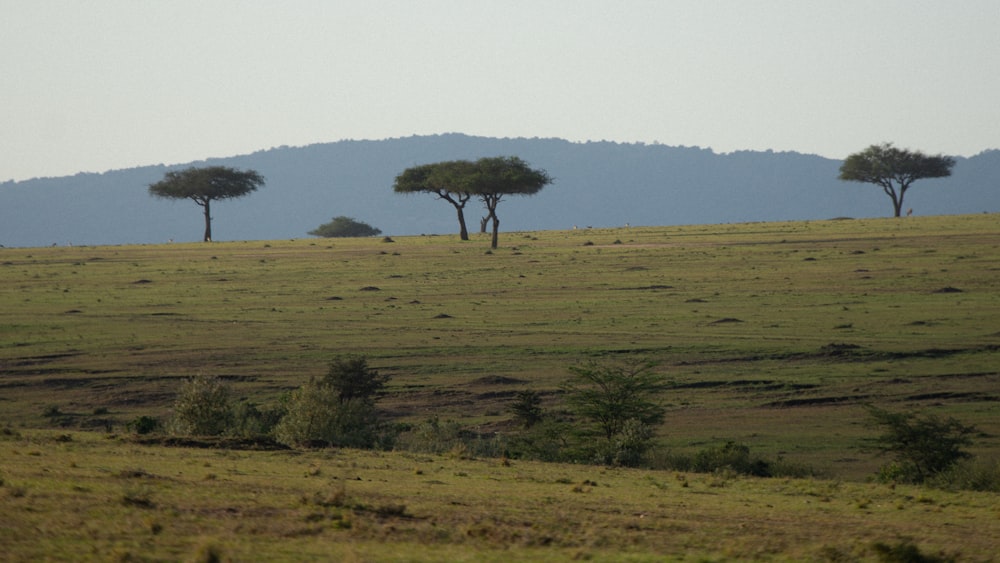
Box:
[2, 429, 999, 562]
[2, 214, 999, 560]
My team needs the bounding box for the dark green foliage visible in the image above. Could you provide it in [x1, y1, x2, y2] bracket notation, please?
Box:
[148, 166, 265, 241]
[838, 143, 954, 217]
[323, 355, 389, 404]
[127, 415, 160, 435]
[505, 418, 574, 462]
[510, 390, 543, 428]
[229, 401, 285, 439]
[170, 375, 234, 436]
[274, 356, 390, 448]
[393, 156, 551, 247]
[867, 407, 976, 484]
[393, 160, 478, 240]
[468, 156, 552, 249]
[693, 441, 772, 477]
[274, 380, 383, 448]
[308, 216, 382, 238]
[872, 540, 955, 563]
[927, 458, 1000, 492]
[562, 358, 667, 466]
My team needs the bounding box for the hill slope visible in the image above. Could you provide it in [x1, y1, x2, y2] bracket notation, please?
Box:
[2, 134, 997, 247]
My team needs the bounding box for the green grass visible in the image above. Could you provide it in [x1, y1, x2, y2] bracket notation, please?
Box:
[2, 215, 999, 473]
[1, 215, 999, 558]
[1, 429, 996, 561]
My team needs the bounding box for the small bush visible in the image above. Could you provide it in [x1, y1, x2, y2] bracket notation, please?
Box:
[562, 358, 667, 467]
[867, 407, 976, 484]
[170, 376, 234, 436]
[308, 216, 382, 238]
[509, 390, 543, 428]
[127, 415, 160, 435]
[693, 441, 771, 477]
[505, 418, 574, 463]
[274, 379, 386, 448]
[396, 417, 506, 458]
[927, 457, 1000, 492]
[229, 401, 284, 439]
[871, 540, 955, 563]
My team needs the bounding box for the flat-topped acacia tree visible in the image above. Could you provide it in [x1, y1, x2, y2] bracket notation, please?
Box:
[838, 143, 954, 217]
[469, 156, 552, 249]
[393, 156, 551, 248]
[393, 160, 478, 240]
[149, 166, 265, 241]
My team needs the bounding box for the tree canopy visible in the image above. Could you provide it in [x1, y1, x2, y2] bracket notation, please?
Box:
[393, 156, 551, 248]
[867, 407, 976, 483]
[149, 166, 264, 241]
[308, 216, 382, 238]
[838, 143, 954, 217]
[393, 160, 478, 240]
[468, 156, 552, 249]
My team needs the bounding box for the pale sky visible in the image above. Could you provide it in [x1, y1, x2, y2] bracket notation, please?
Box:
[2, 1, 998, 182]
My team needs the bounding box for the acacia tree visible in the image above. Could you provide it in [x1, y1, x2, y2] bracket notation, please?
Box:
[149, 166, 265, 241]
[562, 358, 667, 466]
[468, 156, 552, 249]
[838, 143, 954, 217]
[867, 406, 976, 483]
[393, 160, 478, 240]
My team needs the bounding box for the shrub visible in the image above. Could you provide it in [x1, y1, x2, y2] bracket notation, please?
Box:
[308, 216, 382, 238]
[127, 415, 160, 435]
[505, 418, 574, 462]
[927, 457, 1000, 492]
[867, 407, 976, 484]
[693, 441, 772, 477]
[871, 540, 955, 563]
[396, 417, 507, 458]
[322, 355, 390, 404]
[170, 376, 234, 436]
[274, 357, 392, 449]
[509, 390, 543, 428]
[229, 401, 284, 439]
[605, 418, 655, 467]
[562, 358, 667, 466]
[274, 379, 379, 448]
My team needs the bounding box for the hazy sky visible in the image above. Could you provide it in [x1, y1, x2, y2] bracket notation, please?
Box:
[3, 1, 998, 181]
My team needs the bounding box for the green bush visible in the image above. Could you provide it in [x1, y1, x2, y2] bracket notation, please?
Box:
[274, 356, 391, 448]
[127, 415, 160, 435]
[229, 401, 285, 439]
[927, 457, 1000, 492]
[308, 216, 382, 238]
[395, 417, 506, 458]
[509, 390, 543, 429]
[867, 407, 976, 484]
[693, 441, 771, 477]
[170, 376, 234, 436]
[505, 418, 574, 462]
[562, 358, 667, 467]
[274, 379, 381, 448]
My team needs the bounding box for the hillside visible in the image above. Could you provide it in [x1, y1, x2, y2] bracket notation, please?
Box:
[1, 134, 998, 247]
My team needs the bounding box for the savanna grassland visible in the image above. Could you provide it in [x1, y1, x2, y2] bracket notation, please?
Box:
[2, 214, 999, 561]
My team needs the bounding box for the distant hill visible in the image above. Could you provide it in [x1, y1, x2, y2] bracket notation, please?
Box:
[1, 134, 997, 247]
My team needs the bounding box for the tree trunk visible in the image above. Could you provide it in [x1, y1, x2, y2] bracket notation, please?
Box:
[490, 216, 500, 249]
[455, 207, 469, 241]
[202, 199, 213, 242]
[480, 216, 488, 233]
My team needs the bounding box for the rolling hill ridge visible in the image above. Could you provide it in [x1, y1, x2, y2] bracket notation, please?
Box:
[2, 133, 997, 247]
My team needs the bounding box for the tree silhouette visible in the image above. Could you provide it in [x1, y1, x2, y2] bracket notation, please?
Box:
[149, 166, 264, 241]
[839, 143, 954, 217]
